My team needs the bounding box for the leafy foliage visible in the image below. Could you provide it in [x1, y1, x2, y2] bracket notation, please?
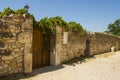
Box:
[33, 16, 40, 30]
[15, 9, 26, 14]
[0, 7, 14, 17]
[68, 21, 85, 33]
[106, 19, 120, 36]
[38, 16, 86, 35]
[0, 7, 26, 17]
[39, 16, 67, 34]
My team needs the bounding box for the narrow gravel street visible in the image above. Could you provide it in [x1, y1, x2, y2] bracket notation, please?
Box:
[18, 51, 120, 80]
[1, 51, 120, 80]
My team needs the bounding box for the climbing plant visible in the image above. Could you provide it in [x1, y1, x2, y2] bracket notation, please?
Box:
[39, 16, 67, 35]
[15, 9, 26, 14]
[0, 7, 14, 17]
[68, 21, 86, 33]
[0, 7, 26, 17]
[38, 16, 86, 34]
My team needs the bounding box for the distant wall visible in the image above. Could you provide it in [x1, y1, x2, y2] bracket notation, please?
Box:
[51, 27, 120, 65]
[90, 32, 120, 55]
[0, 14, 33, 76]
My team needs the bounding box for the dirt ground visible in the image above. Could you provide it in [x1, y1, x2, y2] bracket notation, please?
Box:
[1, 51, 120, 80]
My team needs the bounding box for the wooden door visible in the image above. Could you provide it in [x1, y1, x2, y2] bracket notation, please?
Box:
[33, 30, 43, 69]
[33, 30, 50, 69]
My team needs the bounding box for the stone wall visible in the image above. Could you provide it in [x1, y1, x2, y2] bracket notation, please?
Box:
[51, 27, 120, 65]
[50, 26, 86, 65]
[0, 14, 33, 76]
[90, 32, 120, 55]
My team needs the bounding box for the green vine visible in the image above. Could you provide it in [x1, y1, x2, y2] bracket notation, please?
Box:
[68, 21, 86, 34]
[37, 16, 86, 34]
[38, 16, 67, 35]
[0, 7, 26, 17]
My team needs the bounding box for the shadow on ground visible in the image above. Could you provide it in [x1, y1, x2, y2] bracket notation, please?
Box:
[63, 55, 95, 66]
[0, 65, 64, 80]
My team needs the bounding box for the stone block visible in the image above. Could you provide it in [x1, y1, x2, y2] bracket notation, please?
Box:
[0, 66, 2, 69]
[5, 39, 16, 43]
[8, 68, 12, 72]
[1, 56, 13, 60]
[18, 32, 32, 43]
[5, 61, 10, 64]
[21, 19, 33, 30]
[63, 32, 68, 44]
[14, 49, 19, 52]
[24, 53, 32, 73]
[17, 58, 22, 62]
[24, 44, 32, 53]
[20, 47, 24, 51]
[12, 45, 17, 49]
[11, 52, 15, 56]
[3, 64, 8, 68]
[0, 68, 7, 75]
[13, 54, 20, 58]
[1, 61, 4, 65]
[9, 62, 17, 69]
[9, 25, 20, 33]
[9, 14, 14, 17]
[17, 62, 22, 68]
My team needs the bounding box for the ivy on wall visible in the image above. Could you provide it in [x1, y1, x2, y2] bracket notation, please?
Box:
[33, 16, 86, 34]
[38, 16, 67, 34]
[0, 7, 26, 17]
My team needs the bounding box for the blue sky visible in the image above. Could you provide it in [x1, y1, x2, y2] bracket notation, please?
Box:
[0, 0, 120, 32]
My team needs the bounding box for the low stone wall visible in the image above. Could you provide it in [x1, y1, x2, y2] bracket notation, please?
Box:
[0, 14, 33, 76]
[51, 27, 120, 65]
[90, 32, 120, 55]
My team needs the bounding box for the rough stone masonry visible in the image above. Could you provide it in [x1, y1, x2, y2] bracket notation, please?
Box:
[50, 27, 120, 65]
[0, 13, 33, 76]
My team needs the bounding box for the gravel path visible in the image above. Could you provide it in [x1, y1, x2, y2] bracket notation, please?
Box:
[1, 51, 120, 80]
[19, 51, 120, 80]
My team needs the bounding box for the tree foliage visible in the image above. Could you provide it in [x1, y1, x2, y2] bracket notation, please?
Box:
[106, 19, 120, 36]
